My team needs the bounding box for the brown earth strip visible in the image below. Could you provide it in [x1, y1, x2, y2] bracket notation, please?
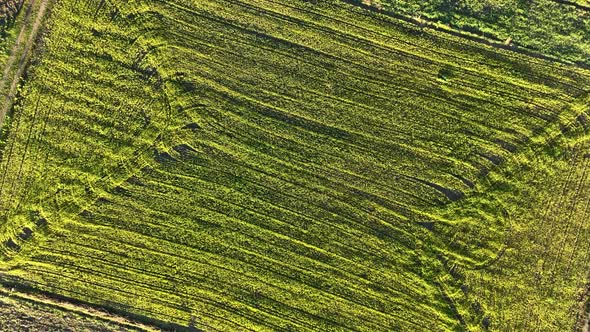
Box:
[0, 282, 160, 332]
[0, 0, 50, 127]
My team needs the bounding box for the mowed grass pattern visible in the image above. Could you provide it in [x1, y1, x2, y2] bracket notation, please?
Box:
[0, 0, 589, 330]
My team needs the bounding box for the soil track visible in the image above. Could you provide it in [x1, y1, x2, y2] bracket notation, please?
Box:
[0, 0, 50, 127]
[0, 280, 159, 331]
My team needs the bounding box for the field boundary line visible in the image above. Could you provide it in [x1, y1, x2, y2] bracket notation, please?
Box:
[342, 0, 590, 70]
[0, 0, 51, 128]
[0, 281, 161, 332]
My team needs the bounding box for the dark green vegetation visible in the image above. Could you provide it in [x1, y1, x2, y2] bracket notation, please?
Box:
[0, 0, 24, 36]
[0, 0, 589, 331]
[357, 0, 590, 66]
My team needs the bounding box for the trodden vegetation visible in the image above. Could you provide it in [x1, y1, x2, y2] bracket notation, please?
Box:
[0, 0, 589, 331]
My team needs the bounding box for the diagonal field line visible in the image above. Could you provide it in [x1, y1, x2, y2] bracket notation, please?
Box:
[0, 0, 50, 127]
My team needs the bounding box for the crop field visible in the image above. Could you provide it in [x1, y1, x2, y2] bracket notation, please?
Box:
[0, 0, 589, 331]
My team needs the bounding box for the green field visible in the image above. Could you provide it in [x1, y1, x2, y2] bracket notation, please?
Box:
[0, 0, 590, 331]
[355, 0, 590, 66]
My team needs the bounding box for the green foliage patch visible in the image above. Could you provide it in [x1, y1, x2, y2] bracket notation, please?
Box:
[353, 0, 590, 66]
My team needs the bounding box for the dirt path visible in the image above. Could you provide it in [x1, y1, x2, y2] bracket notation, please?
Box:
[0, 0, 50, 127]
[0, 282, 159, 331]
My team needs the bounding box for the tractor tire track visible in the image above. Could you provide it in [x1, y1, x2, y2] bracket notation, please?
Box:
[0, 0, 50, 127]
